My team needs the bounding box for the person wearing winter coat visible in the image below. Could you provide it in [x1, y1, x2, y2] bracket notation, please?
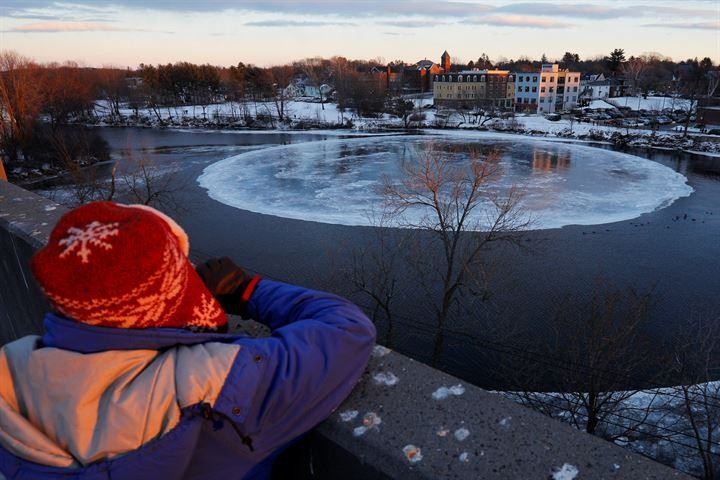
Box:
[0, 201, 376, 479]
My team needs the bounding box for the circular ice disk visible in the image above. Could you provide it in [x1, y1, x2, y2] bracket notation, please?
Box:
[198, 133, 693, 231]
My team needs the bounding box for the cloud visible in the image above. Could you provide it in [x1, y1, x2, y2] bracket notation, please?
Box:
[495, 2, 714, 19]
[377, 20, 453, 28]
[647, 6, 718, 17]
[243, 20, 356, 27]
[6, 21, 142, 32]
[496, 3, 630, 18]
[644, 21, 720, 30]
[2, 2, 118, 22]
[0, 0, 493, 17]
[469, 14, 574, 28]
[1, 0, 712, 25]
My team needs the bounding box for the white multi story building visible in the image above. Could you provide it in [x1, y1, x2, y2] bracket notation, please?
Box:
[515, 72, 540, 112]
[514, 64, 581, 114]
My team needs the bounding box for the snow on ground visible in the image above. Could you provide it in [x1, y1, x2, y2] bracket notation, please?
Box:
[516, 114, 646, 136]
[99, 99, 395, 129]
[604, 96, 691, 112]
[585, 99, 617, 110]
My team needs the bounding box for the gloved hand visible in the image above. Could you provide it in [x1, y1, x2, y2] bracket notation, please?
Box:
[195, 257, 260, 316]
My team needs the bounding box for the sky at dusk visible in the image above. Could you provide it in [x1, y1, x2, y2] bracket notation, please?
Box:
[0, 0, 718, 68]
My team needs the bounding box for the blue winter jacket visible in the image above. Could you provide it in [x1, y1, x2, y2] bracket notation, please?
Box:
[0, 279, 376, 479]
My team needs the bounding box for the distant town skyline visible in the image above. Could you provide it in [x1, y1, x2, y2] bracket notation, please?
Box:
[0, 0, 718, 68]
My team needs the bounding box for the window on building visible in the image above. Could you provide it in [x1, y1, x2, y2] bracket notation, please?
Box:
[517, 97, 522, 103]
[533, 76, 538, 82]
[459, 75, 463, 82]
[541, 87, 546, 93]
[525, 86, 529, 92]
[481, 75, 485, 81]
[473, 75, 477, 82]
[541, 76, 546, 82]
[442, 75, 445, 81]
[532, 86, 537, 92]
[550, 76, 554, 82]
[549, 86, 554, 93]
[531, 98, 536, 104]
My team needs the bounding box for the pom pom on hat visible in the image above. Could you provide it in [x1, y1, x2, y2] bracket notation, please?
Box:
[31, 201, 227, 330]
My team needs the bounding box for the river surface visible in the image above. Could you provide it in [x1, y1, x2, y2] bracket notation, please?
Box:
[92, 127, 720, 390]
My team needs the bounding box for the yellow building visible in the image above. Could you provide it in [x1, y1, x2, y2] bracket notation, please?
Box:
[433, 70, 515, 110]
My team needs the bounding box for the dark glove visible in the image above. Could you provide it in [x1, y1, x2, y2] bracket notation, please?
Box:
[195, 257, 260, 316]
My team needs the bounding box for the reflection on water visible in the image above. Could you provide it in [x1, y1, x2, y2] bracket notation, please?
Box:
[531, 149, 571, 172]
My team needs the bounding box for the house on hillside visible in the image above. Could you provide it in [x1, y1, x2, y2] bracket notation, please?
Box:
[284, 77, 333, 100]
[581, 74, 611, 100]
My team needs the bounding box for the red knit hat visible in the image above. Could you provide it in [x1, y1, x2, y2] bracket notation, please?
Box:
[31, 202, 227, 330]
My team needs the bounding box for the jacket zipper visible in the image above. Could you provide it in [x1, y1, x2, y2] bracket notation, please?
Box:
[199, 402, 255, 452]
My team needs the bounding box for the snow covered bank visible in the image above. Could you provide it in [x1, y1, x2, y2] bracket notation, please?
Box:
[87, 99, 720, 157]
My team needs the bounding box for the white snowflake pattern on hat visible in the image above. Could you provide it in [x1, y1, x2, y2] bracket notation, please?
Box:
[59, 221, 120, 263]
[190, 293, 223, 330]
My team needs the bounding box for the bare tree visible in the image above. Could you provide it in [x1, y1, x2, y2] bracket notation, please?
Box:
[623, 56, 647, 97]
[95, 67, 128, 121]
[508, 283, 664, 438]
[382, 144, 529, 364]
[343, 212, 407, 348]
[666, 315, 720, 480]
[45, 144, 186, 218]
[117, 155, 187, 213]
[269, 65, 294, 123]
[0, 51, 43, 166]
[678, 58, 714, 137]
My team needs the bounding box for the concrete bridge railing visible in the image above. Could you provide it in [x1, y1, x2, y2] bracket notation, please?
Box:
[0, 180, 689, 479]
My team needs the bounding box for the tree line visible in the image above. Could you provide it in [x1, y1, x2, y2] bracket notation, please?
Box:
[1, 49, 718, 177]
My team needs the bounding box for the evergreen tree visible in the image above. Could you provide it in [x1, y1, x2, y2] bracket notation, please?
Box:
[606, 49, 626, 73]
